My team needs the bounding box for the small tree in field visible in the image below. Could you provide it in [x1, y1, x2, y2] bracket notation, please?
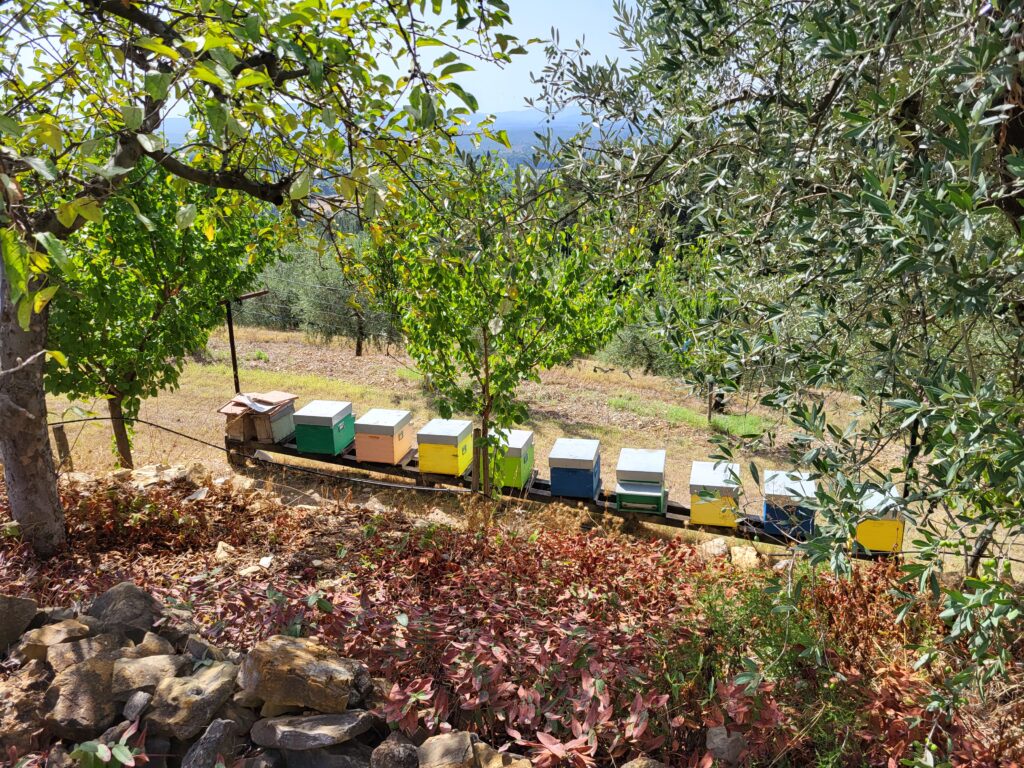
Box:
[379, 157, 647, 493]
[45, 163, 279, 467]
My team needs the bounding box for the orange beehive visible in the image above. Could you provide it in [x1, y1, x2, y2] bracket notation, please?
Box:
[354, 408, 414, 464]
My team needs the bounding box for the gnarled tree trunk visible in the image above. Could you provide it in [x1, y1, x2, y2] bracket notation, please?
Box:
[107, 393, 134, 469]
[0, 259, 66, 556]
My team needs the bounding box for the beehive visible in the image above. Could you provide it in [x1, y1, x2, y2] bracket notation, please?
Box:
[354, 408, 414, 464]
[855, 488, 904, 553]
[549, 438, 601, 499]
[763, 469, 816, 538]
[615, 448, 667, 514]
[417, 418, 474, 476]
[490, 429, 535, 489]
[293, 400, 354, 456]
[689, 460, 740, 527]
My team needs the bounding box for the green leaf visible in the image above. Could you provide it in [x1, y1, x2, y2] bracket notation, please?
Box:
[143, 71, 173, 100]
[0, 115, 23, 137]
[175, 203, 197, 229]
[46, 349, 69, 368]
[122, 105, 144, 131]
[110, 744, 135, 767]
[24, 156, 56, 180]
[289, 169, 312, 200]
[136, 133, 166, 153]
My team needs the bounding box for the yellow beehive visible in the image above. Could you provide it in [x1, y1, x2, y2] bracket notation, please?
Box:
[417, 419, 473, 476]
[855, 488, 904, 553]
[689, 460, 741, 527]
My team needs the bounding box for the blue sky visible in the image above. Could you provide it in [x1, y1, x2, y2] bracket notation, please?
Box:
[458, 0, 623, 113]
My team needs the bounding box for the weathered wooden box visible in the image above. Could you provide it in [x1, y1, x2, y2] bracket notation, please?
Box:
[294, 400, 354, 456]
[549, 438, 601, 499]
[762, 469, 816, 538]
[417, 418, 473, 476]
[354, 408, 413, 464]
[689, 460, 740, 527]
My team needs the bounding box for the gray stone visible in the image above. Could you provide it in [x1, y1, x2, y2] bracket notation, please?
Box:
[246, 751, 285, 768]
[121, 631, 176, 658]
[147, 661, 238, 740]
[145, 737, 172, 768]
[112, 654, 189, 697]
[281, 742, 372, 768]
[99, 720, 134, 745]
[46, 633, 123, 672]
[371, 740, 418, 768]
[621, 759, 668, 768]
[157, 607, 200, 647]
[0, 594, 38, 650]
[216, 700, 259, 735]
[123, 690, 153, 721]
[43, 658, 119, 740]
[18, 619, 92, 661]
[181, 719, 240, 768]
[729, 546, 760, 570]
[251, 712, 376, 751]
[0, 658, 51, 753]
[186, 634, 227, 662]
[418, 732, 477, 768]
[706, 726, 746, 766]
[239, 636, 372, 713]
[28, 606, 76, 629]
[45, 743, 73, 768]
[87, 582, 162, 640]
[696, 537, 730, 560]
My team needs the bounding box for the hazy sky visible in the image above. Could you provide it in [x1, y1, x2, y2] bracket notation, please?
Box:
[459, 0, 624, 113]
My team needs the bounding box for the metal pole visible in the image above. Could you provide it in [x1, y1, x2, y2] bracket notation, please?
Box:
[226, 300, 240, 394]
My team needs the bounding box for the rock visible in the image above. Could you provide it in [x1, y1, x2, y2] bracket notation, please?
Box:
[234, 688, 265, 709]
[44, 658, 119, 740]
[145, 736, 173, 768]
[418, 732, 476, 768]
[251, 712, 376, 751]
[621, 758, 668, 768]
[239, 565, 264, 577]
[186, 487, 210, 502]
[124, 690, 153, 721]
[706, 726, 746, 766]
[772, 558, 794, 573]
[45, 742, 73, 768]
[185, 462, 212, 487]
[87, 582, 162, 640]
[112, 654, 190, 697]
[412, 510, 460, 530]
[697, 537, 730, 561]
[186, 634, 227, 662]
[472, 742, 529, 768]
[147, 661, 238, 740]
[246, 753, 285, 768]
[122, 631, 177, 658]
[217, 700, 259, 735]
[281, 742, 372, 768]
[261, 702, 301, 718]
[99, 720, 134, 745]
[370, 740, 418, 768]
[157, 607, 200, 647]
[239, 636, 372, 714]
[0, 658, 51, 752]
[18, 619, 92, 661]
[46, 633, 123, 672]
[28, 606, 76, 629]
[214, 541, 237, 562]
[112, 468, 134, 481]
[181, 719, 240, 768]
[259, 555, 274, 569]
[0, 594, 38, 650]
[729, 546, 760, 570]
[363, 497, 393, 515]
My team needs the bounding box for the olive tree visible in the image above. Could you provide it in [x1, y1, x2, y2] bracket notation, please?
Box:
[0, 0, 522, 555]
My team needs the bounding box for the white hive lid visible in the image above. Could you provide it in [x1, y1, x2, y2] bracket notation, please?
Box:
[616, 448, 666, 483]
[355, 408, 412, 435]
[615, 480, 665, 499]
[417, 418, 473, 445]
[549, 438, 600, 470]
[858, 486, 901, 517]
[689, 460, 740, 495]
[495, 429, 533, 458]
[294, 400, 352, 428]
[764, 470, 816, 503]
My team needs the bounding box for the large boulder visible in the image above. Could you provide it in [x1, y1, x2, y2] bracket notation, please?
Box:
[280, 742, 372, 768]
[147, 661, 238, 740]
[0, 594, 38, 651]
[46, 633, 123, 673]
[239, 636, 372, 714]
[0, 658, 51, 753]
[471, 743, 529, 768]
[112, 654, 190, 697]
[18, 619, 92, 661]
[418, 732, 476, 768]
[370, 737, 418, 768]
[87, 582, 162, 640]
[251, 712, 376, 751]
[706, 726, 746, 766]
[43, 658, 119, 740]
[729, 546, 760, 570]
[181, 719, 240, 768]
[120, 631, 176, 659]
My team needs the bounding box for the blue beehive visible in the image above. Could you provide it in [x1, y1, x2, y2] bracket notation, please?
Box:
[549, 438, 601, 499]
[763, 470, 816, 538]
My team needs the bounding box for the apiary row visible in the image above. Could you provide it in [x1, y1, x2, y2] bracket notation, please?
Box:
[220, 395, 905, 554]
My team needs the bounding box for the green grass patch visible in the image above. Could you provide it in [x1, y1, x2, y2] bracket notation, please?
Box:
[608, 393, 768, 436]
[395, 367, 424, 381]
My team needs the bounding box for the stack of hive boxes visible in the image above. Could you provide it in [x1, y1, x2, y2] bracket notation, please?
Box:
[491, 429, 535, 489]
[218, 391, 297, 444]
[417, 418, 473, 476]
[855, 486, 904, 553]
[293, 400, 354, 456]
[549, 438, 601, 499]
[354, 408, 413, 464]
[763, 469, 816, 538]
[615, 448, 667, 515]
[689, 460, 741, 527]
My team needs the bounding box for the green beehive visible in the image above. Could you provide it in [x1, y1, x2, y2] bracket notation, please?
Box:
[293, 400, 354, 456]
[615, 448, 667, 515]
[490, 429, 535, 489]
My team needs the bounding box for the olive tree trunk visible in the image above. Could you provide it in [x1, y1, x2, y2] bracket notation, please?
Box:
[0, 259, 66, 556]
[107, 394, 134, 469]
